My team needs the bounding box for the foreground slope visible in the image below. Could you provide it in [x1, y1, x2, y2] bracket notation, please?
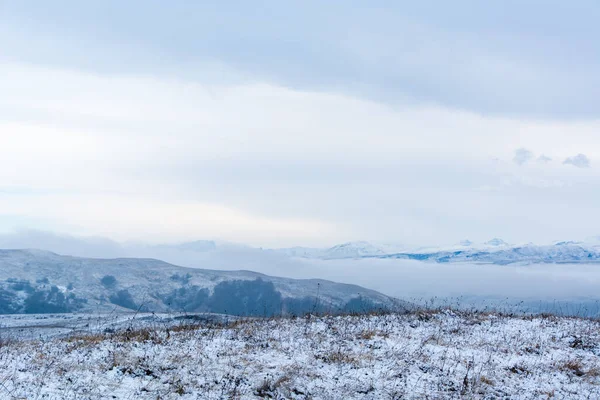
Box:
[0, 249, 399, 315]
[1, 311, 598, 399]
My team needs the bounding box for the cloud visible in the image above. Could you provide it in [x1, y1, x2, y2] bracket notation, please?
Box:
[513, 148, 534, 165]
[0, 230, 124, 258]
[537, 155, 552, 163]
[1, 2, 600, 118]
[1, 62, 600, 246]
[0, 193, 336, 246]
[563, 154, 591, 168]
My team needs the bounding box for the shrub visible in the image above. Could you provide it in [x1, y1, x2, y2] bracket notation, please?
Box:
[161, 285, 209, 312]
[110, 289, 137, 310]
[9, 279, 34, 293]
[101, 275, 117, 289]
[170, 273, 191, 285]
[209, 279, 282, 317]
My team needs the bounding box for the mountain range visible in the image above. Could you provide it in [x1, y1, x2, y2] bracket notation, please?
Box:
[273, 239, 600, 264]
[2, 231, 600, 265]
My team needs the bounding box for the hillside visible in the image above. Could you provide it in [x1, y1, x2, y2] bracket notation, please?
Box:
[1, 310, 598, 399]
[0, 249, 401, 315]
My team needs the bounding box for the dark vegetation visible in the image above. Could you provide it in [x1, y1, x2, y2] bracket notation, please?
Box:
[109, 289, 137, 310]
[100, 275, 117, 288]
[170, 273, 191, 285]
[162, 285, 210, 312]
[0, 279, 88, 314]
[159, 278, 382, 317]
[0, 288, 19, 314]
[0, 276, 383, 316]
[208, 279, 283, 316]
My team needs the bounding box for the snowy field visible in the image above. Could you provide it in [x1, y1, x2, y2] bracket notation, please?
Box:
[0, 312, 236, 341]
[0, 311, 599, 399]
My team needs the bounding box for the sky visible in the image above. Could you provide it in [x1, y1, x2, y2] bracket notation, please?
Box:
[1, 0, 600, 247]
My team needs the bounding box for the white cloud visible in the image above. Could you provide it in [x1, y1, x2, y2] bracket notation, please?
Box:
[537, 155, 552, 163]
[1, 62, 600, 246]
[513, 148, 534, 165]
[564, 154, 591, 168]
[0, 193, 335, 245]
[3, 2, 599, 119]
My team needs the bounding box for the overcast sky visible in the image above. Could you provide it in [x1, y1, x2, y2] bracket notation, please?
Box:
[1, 1, 600, 247]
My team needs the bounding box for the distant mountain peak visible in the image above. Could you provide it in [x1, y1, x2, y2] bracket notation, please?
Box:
[553, 240, 582, 246]
[324, 241, 386, 259]
[485, 238, 508, 247]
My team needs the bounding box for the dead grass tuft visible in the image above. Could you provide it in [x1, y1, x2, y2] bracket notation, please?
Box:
[480, 376, 494, 386]
[317, 350, 358, 365]
[560, 360, 586, 377]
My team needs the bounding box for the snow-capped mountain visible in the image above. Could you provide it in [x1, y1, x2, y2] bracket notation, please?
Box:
[485, 238, 509, 247]
[322, 241, 388, 259]
[271, 239, 600, 264]
[3, 230, 600, 267]
[378, 242, 600, 264]
[0, 249, 402, 315]
[272, 241, 405, 260]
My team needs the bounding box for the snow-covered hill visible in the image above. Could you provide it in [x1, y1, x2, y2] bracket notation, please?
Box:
[0, 249, 402, 315]
[2, 310, 599, 399]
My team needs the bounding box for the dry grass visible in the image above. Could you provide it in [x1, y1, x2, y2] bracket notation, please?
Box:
[316, 350, 359, 366]
[1, 309, 599, 399]
[65, 333, 106, 345]
[560, 359, 586, 377]
[479, 375, 494, 386]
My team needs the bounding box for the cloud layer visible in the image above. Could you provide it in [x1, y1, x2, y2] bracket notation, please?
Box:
[1, 1, 600, 247]
[2, 1, 600, 118]
[1, 62, 599, 246]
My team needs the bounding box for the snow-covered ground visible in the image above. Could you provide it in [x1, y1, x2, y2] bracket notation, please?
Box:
[1, 311, 598, 399]
[0, 312, 234, 341]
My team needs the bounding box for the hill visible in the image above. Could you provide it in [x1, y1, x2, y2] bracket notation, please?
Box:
[0, 249, 402, 315]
